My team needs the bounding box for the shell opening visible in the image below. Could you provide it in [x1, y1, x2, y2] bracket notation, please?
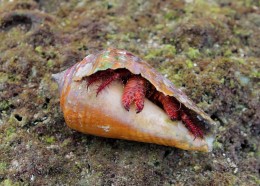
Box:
[84, 68, 214, 139]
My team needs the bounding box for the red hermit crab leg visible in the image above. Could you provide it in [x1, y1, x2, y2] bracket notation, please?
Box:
[152, 91, 203, 138]
[122, 76, 148, 113]
[96, 72, 121, 95]
[92, 69, 131, 95]
[181, 111, 204, 139]
[152, 92, 180, 120]
[87, 70, 112, 88]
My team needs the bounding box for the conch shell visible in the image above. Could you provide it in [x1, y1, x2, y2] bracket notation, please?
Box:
[53, 48, 215, 152]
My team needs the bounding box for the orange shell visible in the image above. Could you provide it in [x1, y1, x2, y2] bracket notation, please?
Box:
[53, 48, 215, 152]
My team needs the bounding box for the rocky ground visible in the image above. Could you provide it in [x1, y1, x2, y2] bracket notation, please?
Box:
[0, 0, 259, 185]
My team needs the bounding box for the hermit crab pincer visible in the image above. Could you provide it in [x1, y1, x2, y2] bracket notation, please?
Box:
[53, 48, 216, 152]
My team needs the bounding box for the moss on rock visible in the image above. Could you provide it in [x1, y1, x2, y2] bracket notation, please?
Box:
[0, 0, 259, 185]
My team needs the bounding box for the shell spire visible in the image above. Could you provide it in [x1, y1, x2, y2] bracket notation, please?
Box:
[52, 71, 65, 92]
[52, 72, 63, 85]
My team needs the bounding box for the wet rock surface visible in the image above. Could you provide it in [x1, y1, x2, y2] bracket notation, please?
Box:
[0, 0, 259, 185]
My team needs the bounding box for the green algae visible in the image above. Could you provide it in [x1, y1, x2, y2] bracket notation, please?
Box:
[186, 47, 200, 60]
[43, 136, 56, 144]
[145, 44, 176, 60]
[34, 46, 43, 54]
[0, 179, 20, 186]
[0, 162, 7, 174]
[0, 100, 10, 112]
[185, 59, 194, 69]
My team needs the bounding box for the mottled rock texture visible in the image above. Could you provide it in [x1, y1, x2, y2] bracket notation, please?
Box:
[0, 0, 259, 185]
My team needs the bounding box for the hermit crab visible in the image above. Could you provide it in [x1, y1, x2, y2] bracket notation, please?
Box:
[53, 48, 215, 152]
